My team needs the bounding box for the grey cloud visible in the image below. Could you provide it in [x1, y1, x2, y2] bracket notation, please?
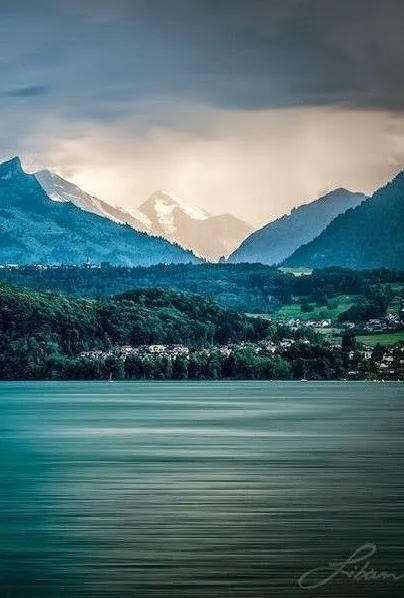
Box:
[0, 0, 404, 120]
[3, 85, 50, 98]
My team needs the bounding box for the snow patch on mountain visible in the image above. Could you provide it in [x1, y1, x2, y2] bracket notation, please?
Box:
[35, 169, 253, 261]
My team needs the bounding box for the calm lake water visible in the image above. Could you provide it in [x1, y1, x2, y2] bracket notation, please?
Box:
[1, 381, 404, 597]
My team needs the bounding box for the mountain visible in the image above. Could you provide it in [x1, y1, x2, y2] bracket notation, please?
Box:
[284, 172, 404, 269]
[228, 188, 367, 265]
[0, 157, 198, 266]
[138, 191, 253, 261]
[35, 172, 253, 261]
[35, 169, 151, 233]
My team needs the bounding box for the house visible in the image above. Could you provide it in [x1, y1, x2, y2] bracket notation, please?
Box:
[312, 319, 331, 328]
[79, 350, 105, 359]
[170, 345, 189, 356]
[149, 344, 166, 354]
[219, 347, 232, 357]
[280, 338, 295, 349]
[119, 345, 134, 355]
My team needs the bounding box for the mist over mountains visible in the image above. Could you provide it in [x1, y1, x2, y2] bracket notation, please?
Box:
[37, 171, 252, 261]
[0, 157, 198, 267]
[228, 188, 367, 265]
[0, 156, 402, 270]
[284, 171, 404, 269]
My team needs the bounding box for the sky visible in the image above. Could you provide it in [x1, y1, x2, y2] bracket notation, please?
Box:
[1, 0, 404, 226]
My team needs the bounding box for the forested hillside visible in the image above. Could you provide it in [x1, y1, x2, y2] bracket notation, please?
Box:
[229, 188, 365, 265]
[0, 282, 269, 379]
[0, 263, 402, 313]
[284, 171, 404, 269]
[0, 157, 198, 266]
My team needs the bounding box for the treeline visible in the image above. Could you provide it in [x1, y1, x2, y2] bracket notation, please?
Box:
[0, 263, 403, 313]
[0, 283, 270, 380]
[8, 338, 393, 381]
[337, 287, 392, 322]
[0, 344, 357, 382]
[1, 280, 402, 380]
[17, 349, 292, 381]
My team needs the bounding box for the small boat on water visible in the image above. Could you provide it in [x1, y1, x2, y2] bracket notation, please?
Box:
[108, 372, 113, 383]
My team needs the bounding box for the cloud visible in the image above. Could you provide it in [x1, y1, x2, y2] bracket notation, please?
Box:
[4, 100, 401, 226]
[1, 0, 404, 115]
[3, 85, 50, 98]
[0, 1, 404, 227]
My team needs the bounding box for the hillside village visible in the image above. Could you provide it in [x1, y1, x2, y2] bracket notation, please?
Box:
[0, 263, 403, 380]
[78, 336, 404, 381]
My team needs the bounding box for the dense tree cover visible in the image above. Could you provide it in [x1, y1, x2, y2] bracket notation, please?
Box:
[0, 282, 271, 379]
[228, 188, 365, 265]
[0, 264, 403, 314]
[338, 286, 392, 322]
[0, 157, 197, 266]
[284, 171, 404, 269]
[1, 280, 402, 380]
[66, 349, 292, 382]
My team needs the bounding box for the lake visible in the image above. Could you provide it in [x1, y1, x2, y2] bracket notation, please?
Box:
[1, 381, 404, 597]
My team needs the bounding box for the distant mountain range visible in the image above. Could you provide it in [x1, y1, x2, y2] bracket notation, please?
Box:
[228, 188, 367, 265]
[37, 172, 252, 261]
[284, 171, 404, 269]
[36, 169, 151, 233]
[0, 157, 198, 266]
[138, 191, 253, 261]
[1, 156, 403, 270]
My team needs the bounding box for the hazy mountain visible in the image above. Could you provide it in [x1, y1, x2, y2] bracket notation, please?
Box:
[0, 157, 198, 266]
[36, 172, 252, 261]
[138, 191, 253, 261]
[35, 169, 151, 233]
[284, 172, 404, 269]
[228, 188, 367, 265]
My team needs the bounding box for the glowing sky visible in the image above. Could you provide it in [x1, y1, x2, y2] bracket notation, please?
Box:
[1, 0, 404, 225]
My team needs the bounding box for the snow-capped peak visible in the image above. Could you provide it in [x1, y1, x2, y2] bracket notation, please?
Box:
[33, 169, 252, 261]
[138, 191, 210, 238]
[155, 191, 210, 221]
[35, 170, 150, 233]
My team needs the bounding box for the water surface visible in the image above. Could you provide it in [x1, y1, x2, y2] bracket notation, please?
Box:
[1, 381, 403, 597]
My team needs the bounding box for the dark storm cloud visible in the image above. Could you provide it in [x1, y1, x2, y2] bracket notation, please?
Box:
[4, 85, 50, 98]
[0, 0, 404, 119]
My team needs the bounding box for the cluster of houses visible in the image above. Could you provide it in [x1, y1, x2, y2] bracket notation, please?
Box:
[347, 345, 404, 378]
[79, 344, 191, 361]
[279, 318, 332, 330]
[277, 313, 404, 345]
[78, 338, 315, 363]
[360, 314, 402, 333]
[340, 313, 403, 333]
[79, 341, 282, 362]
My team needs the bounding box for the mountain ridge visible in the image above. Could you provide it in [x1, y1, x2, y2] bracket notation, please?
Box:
[36, 172, 253, 261]
[284, 171, 404, 269]
[228, 188, 367, 265]
[35, 169, 151, 233]
[0, 157, 198, 266]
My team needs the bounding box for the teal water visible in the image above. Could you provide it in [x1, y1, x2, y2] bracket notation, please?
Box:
[0, 381, 404, 597]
